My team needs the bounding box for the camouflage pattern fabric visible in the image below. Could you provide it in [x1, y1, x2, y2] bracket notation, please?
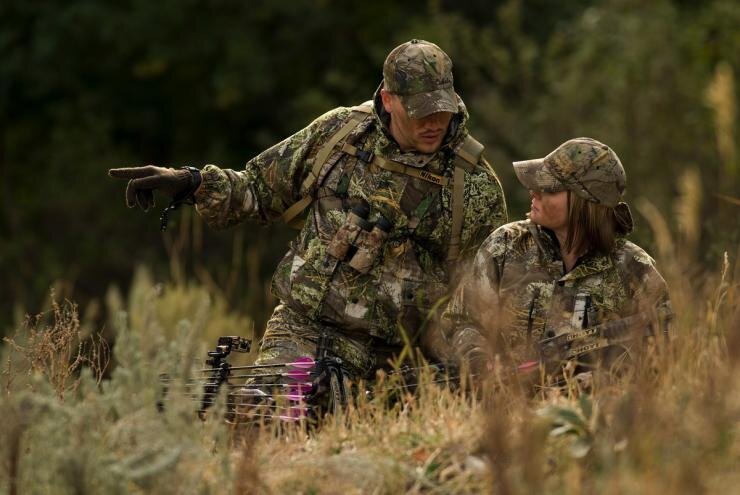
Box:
[382, 39, 457, 119]
[194, 85, 508, 369]
[254, 304, 378, 381]
[513, 137, 627, 208]
[444, 220, 672, 366]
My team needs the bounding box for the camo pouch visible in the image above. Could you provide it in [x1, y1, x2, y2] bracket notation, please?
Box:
[278, 235, 340, 321]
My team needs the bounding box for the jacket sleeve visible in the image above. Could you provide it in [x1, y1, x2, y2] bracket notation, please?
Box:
[440, 227, 509, 366]
[622, 245, 673, 332]
[194, 107, 353, 230]
[458, 156, 508, 261]
[422, 155, 507, 363]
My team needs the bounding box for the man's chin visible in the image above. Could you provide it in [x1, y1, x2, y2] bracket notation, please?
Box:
[414, 140, 442, 154]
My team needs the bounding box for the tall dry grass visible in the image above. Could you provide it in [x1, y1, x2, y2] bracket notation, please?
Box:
[1, 232, 737, 494]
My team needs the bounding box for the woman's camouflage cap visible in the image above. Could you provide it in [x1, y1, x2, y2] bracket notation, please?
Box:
[382, 39, 458, 119]
[513, 137, 627, 208]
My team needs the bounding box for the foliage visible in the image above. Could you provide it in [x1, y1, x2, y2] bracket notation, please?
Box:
[2, 295, 236, 495]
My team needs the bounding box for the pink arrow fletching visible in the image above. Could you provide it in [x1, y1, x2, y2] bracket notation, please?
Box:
[289, 406, 309, 417]
[517, 360, 539, 373]
[288, 357, 316, 369]
[289, 384, 312, 395]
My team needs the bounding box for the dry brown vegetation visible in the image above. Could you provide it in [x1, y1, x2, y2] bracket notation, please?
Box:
[1, 194, 738, 494]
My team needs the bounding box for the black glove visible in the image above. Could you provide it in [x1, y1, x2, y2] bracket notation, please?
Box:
[108, 165, 201, 211]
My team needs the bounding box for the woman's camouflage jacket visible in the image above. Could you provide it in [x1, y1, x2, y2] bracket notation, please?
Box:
[444, 219, 672, 365]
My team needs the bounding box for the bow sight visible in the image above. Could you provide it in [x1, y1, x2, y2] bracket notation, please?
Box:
[199, 335, 252, 419]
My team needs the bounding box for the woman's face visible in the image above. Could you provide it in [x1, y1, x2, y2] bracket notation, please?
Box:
[529, 190, 569, 232]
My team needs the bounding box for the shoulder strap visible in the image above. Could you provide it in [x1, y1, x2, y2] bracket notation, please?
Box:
[339, 134, 484, 189]
[453, 135, 484, 172]
[447, 135, 485, 263]
[281, 103, 373, 228]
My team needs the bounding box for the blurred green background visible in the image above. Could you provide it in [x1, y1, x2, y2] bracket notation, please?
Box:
[1, 0, 738, 339]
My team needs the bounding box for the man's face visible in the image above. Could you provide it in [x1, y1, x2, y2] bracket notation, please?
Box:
[381, 90, 453, 154]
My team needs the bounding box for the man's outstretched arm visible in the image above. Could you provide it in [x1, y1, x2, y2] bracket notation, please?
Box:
[109, 107, 353, 230]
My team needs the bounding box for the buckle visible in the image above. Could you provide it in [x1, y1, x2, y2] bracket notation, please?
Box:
[355, 148, 373, 163]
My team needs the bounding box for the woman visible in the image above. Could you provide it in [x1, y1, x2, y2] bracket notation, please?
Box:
[444, 137, 672, 376]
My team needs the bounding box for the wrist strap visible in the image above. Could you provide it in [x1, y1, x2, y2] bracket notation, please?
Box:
[160, 166, 202, 231]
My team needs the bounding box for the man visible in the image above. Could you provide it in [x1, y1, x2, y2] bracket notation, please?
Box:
[110, 39, 507, 383]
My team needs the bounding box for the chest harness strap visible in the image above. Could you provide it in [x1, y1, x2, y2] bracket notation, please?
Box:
[281, 104, 373, 229]
[448, 136, 484, 263]
[280, 102, 485, 264]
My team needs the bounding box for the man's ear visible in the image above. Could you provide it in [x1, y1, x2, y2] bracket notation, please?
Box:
[380, 88, 394, 113]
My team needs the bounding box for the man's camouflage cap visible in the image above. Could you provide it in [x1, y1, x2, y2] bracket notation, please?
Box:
[383, 39, 457, 119]
[513, 137, 627, 208]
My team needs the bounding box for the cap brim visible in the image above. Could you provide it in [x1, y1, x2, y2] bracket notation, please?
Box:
[401, 87, 458, 119]
[512, 158, 564, 192]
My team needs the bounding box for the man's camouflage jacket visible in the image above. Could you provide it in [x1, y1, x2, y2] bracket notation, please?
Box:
[194, 88, 508, 345]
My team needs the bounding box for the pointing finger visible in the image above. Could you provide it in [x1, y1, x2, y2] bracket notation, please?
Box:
[109, 165, 161, 179]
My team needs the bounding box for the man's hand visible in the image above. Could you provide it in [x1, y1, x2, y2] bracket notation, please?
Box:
[108, 165, 199, 211]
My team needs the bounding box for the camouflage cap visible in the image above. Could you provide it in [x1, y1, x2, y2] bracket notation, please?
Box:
[513, 137, 627, 208]
[383, 39, 457, 119]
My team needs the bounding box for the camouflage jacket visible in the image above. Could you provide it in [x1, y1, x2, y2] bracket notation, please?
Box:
[194, 89, 508, 344]
[444, 220, 671, 364]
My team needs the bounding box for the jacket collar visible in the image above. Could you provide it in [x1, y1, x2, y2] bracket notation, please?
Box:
[526, 220, 618, 283]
